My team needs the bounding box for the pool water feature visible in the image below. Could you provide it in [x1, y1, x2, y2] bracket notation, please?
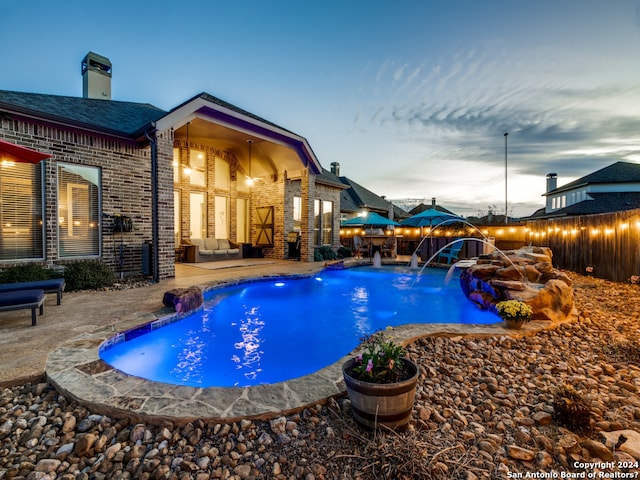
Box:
[100, 266, 499, 388]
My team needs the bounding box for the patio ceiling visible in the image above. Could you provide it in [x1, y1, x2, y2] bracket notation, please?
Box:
[175, 118, 305, 178]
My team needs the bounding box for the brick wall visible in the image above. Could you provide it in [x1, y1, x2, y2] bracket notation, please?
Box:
[0, 117, 173, 278]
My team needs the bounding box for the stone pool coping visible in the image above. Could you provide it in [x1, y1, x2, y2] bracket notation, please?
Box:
[45, 268, 560, 426]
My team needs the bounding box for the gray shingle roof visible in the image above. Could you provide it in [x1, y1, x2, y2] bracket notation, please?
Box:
[0, 90, 167, 138]
[325, 171, 408, 218]
[550, 161, 640, 194]
[526, 192, 640, 219]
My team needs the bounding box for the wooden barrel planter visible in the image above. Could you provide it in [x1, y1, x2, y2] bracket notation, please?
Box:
[342, 357, 419, 429]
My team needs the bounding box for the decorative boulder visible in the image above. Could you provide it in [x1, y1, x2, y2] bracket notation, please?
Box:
[162, 287, 204, 313]
[459, 246, 576, 324]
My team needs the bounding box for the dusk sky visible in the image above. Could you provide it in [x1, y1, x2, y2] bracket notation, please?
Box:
[2, 0, 640, 217]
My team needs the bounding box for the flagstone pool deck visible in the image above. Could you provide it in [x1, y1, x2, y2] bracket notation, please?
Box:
[1, 258, 552, 425]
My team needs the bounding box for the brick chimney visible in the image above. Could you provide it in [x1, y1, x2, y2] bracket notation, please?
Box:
[546, 173, 558, 212]
[330, 162, 340, 176]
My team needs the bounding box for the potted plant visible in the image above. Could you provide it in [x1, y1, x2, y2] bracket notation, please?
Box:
[495, 299, 533, 329]
[342, 329, 419, 429]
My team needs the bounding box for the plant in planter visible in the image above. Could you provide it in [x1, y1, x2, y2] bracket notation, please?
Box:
[342, 329, 419, 429]
[495, 299, 533, 329]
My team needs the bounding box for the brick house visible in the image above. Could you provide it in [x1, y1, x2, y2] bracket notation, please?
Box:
[0, 53, 343, 280]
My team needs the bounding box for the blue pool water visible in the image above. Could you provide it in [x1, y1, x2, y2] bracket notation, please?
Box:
[100, 266, 499, 387]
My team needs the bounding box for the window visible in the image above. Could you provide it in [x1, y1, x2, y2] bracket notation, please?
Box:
[57, 163, 101, 258]
[0, 162, 44, 261]
[189, 192, 206, 239]
[322, 200, 333, 245]
[214, 157, 230, 190]
[237, 198, 248, 243]
[312, 199, 333, 246]
[189, 150, 206, 187]
[293, 196, 302, 232]
[313, 199, 320, 246]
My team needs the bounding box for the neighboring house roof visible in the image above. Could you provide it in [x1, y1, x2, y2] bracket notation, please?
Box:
[0, 90, 166, 140]
[316, 168, 349, 189]
[527, 192, 640, 220]
[546, 161, 640, 195]
[327, 172, 408, 219]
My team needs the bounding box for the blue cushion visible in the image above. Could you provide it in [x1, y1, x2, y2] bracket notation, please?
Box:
[0, 278, 65, 293]
[0, 289, 45, 307]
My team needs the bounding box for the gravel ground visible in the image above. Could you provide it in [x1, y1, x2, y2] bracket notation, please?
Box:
[1, 271, 640, 479]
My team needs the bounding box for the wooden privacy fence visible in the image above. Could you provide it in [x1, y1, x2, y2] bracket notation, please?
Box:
[526, 208, 640, 283]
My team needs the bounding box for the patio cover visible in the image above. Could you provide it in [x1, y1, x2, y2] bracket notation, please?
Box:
[0, 139, 52, 164]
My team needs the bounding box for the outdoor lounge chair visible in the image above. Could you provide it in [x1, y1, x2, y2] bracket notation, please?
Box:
[0, 278, 65, 305]
[0, 289, 45, 326]
[436, 244, 463, 264]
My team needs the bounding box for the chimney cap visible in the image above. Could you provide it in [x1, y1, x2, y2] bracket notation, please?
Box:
[82, 51, 112, 76]
[546, 173, 557, 178]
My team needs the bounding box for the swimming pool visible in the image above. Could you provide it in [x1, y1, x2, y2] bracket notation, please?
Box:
[99, 265, 499, 387]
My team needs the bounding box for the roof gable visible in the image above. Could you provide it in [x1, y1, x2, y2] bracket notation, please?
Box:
[0, 90, 166, 139]
[156, 92, 323, 174]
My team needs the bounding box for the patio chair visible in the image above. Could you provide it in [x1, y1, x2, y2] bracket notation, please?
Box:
[436, 244, 463, 264]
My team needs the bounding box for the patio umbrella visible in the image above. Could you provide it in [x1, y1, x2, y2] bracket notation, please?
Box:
[400, 208, 463, 228]
[341, 211, 400, 227]
[341, 212, 399, 259]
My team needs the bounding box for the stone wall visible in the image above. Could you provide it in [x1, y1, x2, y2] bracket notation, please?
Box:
[459, 246, 576, 323]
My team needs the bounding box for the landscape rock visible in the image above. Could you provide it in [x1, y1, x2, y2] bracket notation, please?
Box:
[0, 270, 639, 478]
[460, 246, 576, 323]
[162, 286, 204, 313]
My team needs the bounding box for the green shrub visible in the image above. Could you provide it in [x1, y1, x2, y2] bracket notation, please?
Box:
[63, 260, 115, 291]
[314, 245, 337, 261]
[0, 264, 61, 283]
[337, 246, 353, 258]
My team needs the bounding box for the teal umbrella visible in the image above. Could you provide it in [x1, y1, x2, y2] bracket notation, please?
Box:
[400, 208, 463, 228]
[341, 211, 400, 227]
[342, 212, 399, 260]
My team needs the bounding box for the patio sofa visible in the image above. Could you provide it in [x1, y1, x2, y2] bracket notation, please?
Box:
[184, 238, 241, 262]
